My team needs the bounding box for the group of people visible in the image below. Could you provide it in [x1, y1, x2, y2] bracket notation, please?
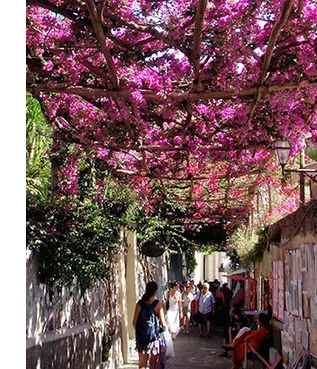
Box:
[133, 278, 269, 369]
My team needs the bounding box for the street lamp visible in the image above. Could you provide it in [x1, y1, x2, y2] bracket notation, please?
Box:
[274, 139, 317, 203]
[274, 139, 317, 176]
[274, 139, 291, 176]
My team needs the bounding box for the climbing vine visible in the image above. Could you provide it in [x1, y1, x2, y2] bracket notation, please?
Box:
[227, 225, 268, 269]
[27, 186, 138, 291]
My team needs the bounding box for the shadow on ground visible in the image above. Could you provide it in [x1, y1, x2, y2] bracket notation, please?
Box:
[166, 325, 232, 369]
[120, 325, 232, 369]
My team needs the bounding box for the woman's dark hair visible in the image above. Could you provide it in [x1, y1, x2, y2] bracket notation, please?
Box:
[258, 313, 270, 328]
[170, 281, 178, 288]
[141, 281, 158, 302]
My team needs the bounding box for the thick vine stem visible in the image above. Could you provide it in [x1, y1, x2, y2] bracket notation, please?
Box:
[85, 0, 118, 89]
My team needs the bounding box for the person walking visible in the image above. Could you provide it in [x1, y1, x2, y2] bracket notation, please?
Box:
[195, 282, 216, 338]
[214, 285, 226, 333]
[133, 281, 167, 369]
[188, 277, 199, 325]
[181, 284, 194, 333]
[222, 282, 233, 335]
[165, 281, 183, 340]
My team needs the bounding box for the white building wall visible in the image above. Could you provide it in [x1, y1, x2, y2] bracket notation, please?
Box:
[194, 251, 231, 284]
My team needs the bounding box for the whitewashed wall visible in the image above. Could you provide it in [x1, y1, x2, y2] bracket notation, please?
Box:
[26, 230, 169, 369]
[26, 250, 124, 369]
[194, 251, 231, 284]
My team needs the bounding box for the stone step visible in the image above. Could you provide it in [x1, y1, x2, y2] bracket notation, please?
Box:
[118, 339, 139, 369]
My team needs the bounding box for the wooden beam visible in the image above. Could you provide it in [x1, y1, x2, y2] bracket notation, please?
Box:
[27, 80, 317, 101]
[113, 169, 263, 179]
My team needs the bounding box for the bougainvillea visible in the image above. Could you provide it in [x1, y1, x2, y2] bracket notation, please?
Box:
[26, 0, 317, 231]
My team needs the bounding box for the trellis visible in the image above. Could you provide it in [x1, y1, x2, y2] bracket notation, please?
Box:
[26, 0, 317, 225]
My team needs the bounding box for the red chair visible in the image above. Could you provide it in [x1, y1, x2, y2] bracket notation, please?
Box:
[243, 343, 282, 369]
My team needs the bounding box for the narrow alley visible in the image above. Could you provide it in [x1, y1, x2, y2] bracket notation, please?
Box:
[165, 327, 231, 369]
[121, 325, 234, 369]
[24, 1, 317, 368]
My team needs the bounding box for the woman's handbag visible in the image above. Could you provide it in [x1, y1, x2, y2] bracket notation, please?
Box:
[164, 330, 175, 359]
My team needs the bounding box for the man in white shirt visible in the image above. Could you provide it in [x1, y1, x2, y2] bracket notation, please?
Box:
[189, 277, 199, 325]
[195, 282, 216, 337]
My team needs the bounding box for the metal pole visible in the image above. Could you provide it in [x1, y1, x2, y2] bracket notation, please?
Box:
[299, 150, 305, 204]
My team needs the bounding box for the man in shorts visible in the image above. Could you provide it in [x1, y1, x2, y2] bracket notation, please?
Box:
[195, 282, 216, 337]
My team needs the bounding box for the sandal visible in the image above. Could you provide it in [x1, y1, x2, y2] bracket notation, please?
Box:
[200, 333, 205, 338]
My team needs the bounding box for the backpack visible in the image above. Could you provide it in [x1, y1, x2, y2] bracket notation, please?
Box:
[136, 300, 161, 346]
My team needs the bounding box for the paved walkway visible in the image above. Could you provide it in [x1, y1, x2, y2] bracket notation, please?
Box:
[120, 325, 233, 369]
[166, 325, 232, 369]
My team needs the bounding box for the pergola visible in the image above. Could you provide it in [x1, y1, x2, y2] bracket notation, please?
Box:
[26, 0, 317, 229]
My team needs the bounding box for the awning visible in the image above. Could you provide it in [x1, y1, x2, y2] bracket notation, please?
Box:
[227, 268, 247, 276]
[223, 275, 250, 280]
[223, 268, 253, 280]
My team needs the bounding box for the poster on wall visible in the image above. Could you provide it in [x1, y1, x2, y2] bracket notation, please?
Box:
[314, 245, 317, 296]
[306, 244, 315, 295]
[298, 280, 303, 318]
[310, 295, 317, 356]
[291, 281, 299, 316]
[283, 246, 317, 357]
[302, 292, 310, 319]
[300, 245, 307, 271]
[273, 259, 284, 322]
[286, 291, 291, 312]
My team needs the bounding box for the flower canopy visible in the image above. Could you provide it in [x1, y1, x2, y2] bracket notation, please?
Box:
[26, 0, 317, 229]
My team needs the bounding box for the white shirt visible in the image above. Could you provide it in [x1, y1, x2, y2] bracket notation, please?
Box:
[182, 292, 194, 309]
[196, 291, 215, 314]
[190, 285, 199, 298]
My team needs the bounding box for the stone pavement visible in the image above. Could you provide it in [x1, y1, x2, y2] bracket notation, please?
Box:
[166, 325, 232, 369]
[120, 325, 233, 369]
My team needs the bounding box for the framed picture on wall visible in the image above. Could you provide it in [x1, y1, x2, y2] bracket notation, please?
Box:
[273, 259, 284, 322]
